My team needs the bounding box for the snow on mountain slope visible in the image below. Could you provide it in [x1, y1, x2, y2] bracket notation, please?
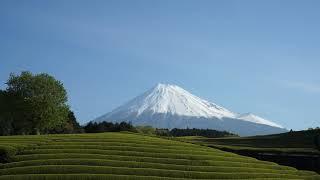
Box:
[94, 83, 285, 135]
[109, 83, 236, 119]
[237, 113, 283, 128]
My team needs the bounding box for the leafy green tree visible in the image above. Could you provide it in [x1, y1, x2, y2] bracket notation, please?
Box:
[0, 90, 13, 135]
[66, 111, 83, 133]
[5, 71, 69, 134]
[50, 110, 83, 134]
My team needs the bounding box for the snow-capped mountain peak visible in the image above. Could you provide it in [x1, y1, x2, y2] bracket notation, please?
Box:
[110, 83, 236, 119]
[94, 83, 286, 136]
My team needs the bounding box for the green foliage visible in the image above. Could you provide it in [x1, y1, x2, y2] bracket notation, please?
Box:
[178, 129, 320, 174]
[315, 134, 320, 151]
[0, 145, 17, 162]
[0, 165, 305, 179]
[136, 126, 156, 135]
[66, 111, 83, 133]
[83, 123, 236, 138]
[49, 111, 83, 134]
[0, 90, 14, 136]
[157, 128, 238, 138]
[0, 132, 319, 179]
[9, 154, 296, 171]
[0, 158, 300, 174]
[0, 71, 70, 135]
[181, 128, 320, 154]
[0, 174, 187, 180]
[84, 121, 135, 133]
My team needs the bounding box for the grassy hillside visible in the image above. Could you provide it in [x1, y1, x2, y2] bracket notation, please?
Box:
[0, 132, 319, 180]
[176, 129, 320, 174]
[176, 129, 320, 154]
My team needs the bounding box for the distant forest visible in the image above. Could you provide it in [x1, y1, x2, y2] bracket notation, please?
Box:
[84, 121, 238, 138]
[157, 128, 238, 137]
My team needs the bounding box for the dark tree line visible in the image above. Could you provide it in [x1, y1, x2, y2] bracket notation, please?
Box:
[156, 128, 238, 138]
[84, 121, 135, 133]
[314, 133, 320, 151]
[83, 122, 238, 138]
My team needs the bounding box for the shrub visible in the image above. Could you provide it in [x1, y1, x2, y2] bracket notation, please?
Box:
[0, 165, 303, 179]
[135, 126, 156, 135]
[11, 153, 293, 171]
[0, 145, 17, 163]
[0, 174, 186, 180]
[0, 158, 299, 175]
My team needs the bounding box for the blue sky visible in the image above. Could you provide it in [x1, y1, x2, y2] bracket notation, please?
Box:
[1, 0, 320, 130]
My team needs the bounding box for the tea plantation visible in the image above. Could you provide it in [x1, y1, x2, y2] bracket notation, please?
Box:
[0, 132, 319, 180]
[176, 129, 320, 155]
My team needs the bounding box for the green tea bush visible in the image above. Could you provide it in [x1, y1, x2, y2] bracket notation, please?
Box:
[0, 158, 300, 175]
[20, 149, 259, 163]
[11, 153, 294, 170]
[0, 145, 17, 162]
[0, 174, 186, 180]
[0, 165, 303, 179]
[35, 145, 240, 158]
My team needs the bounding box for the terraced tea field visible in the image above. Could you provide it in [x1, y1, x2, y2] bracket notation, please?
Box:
[175, 129, 320, 174]
[0, 132, 319, 179]
[176, 129, 320, 155]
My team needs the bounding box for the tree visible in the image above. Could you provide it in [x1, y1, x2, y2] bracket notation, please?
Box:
[315, 134, 320, 151]
[5, 71, 69, 134]
[66, 111, 83, 133]
[165, 128, 238, 138]
[49, 110, 83, 134]
[0, 90, 13, 135]
[84, 121, 136, 133]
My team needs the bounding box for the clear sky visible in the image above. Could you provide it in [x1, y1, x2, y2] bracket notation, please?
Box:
[1, 0, 320, 130]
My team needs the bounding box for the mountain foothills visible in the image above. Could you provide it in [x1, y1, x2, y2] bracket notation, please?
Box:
[94, 83, 287, 136]
[178, 128, 320, 173]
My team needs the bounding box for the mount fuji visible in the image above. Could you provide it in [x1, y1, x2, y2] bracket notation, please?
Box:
[93, 83, 287, 136]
